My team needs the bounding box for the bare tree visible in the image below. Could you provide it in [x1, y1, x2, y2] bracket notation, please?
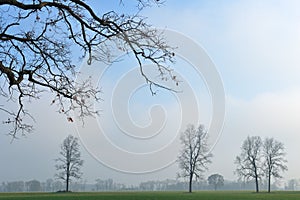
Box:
[0, 0, 176, 137]
[55, 135, 83, 192]
[286, 179, 298, 191]
[207, 174, 224, 191]
[177, 124, 212, 193]
[263, 137, 287, 193]
[235, 136, 263, 193]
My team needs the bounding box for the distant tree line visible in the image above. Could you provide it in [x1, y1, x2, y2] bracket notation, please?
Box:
[95, 178, 126, 191]
[1, 178, 298, 192]
[0, 178, 128, 192]
[0, 179, 61, 192]
[0, 179, 86, 192]
[137, 178, 291, 191]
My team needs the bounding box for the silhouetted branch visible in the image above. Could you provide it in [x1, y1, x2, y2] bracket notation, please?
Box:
[0, 0, 176, 137]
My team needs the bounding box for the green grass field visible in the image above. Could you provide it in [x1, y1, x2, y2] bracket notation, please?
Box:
[0, 191, 299, 200]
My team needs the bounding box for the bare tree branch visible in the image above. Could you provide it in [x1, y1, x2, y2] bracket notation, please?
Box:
[263, 137, 287, 193]
[177, 124, 212, 193]
[0, 0, 176, 137]
[235, 136, 263, 193]
[55, 135, 83, 192]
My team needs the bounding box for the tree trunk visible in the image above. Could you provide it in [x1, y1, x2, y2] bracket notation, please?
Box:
[189, 174, 193, 193]
[255, 175, 259, 193]
[268, 170, 271, 193]
[66, 161, 70, 192]
[66, 176, 69, 192]
[253, 164, 259, 193]
[66, 166, 70, 192]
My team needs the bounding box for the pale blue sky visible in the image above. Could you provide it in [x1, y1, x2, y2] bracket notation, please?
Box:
[144, 0, 300, 98]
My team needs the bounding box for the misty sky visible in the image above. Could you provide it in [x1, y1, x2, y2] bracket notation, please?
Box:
[1, 0, 300, 186]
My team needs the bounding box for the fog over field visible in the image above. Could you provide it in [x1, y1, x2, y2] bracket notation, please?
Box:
[1, 0, 300, 188]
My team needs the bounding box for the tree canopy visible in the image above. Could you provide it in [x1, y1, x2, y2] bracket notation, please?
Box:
[263, 137, 287, 193]
[235, 136, 263, 193]
[235, 136, 287, 193]
[55, 134, 83, 192]
[207, 174, 224, 191]
[177, 124, 212, 193]
[0, 0, 175, 137]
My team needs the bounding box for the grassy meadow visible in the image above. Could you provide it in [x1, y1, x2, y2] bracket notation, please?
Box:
[0, 191, 300, 200]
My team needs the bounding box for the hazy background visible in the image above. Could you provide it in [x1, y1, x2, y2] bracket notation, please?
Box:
[1, 0, 300, 186]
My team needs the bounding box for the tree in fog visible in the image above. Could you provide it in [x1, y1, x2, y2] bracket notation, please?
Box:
[0, 0, 176, 137]
[52, 180, 63, 192]
[286, 179, 298, 191]
[3, 181, 25, 192]
[177, 124, 212, 193]
[235, 136, 263, 193]
[55, 135, 83, 192]
[25, 180, 41, 192]
[263, 137, 287, 193]
[95, 178, 114, 191]
[208, 174, 224, 191]
[45, 179, 54, 192]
